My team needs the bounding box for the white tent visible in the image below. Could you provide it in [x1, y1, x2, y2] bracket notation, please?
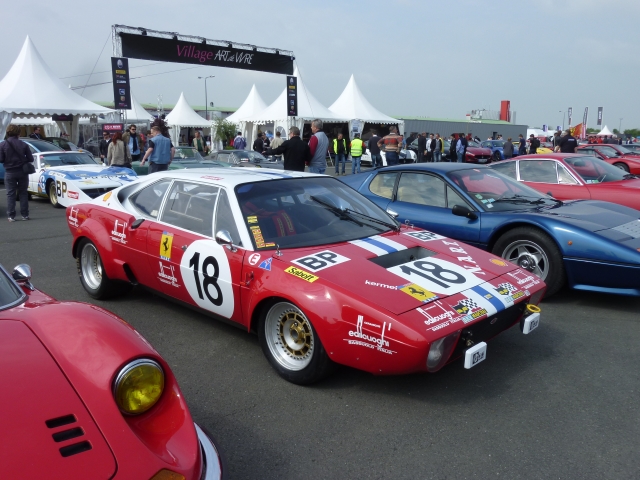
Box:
[165, 92, 210, 145]
[226, 85, 267, 124]
[597, 125, 614, 136]
[0, 36, 114, 142]
[329, 74, 403, 138]
[236, 67, 348, 148]
[11, 116, 60, 137]
[123, 93, 154, 123]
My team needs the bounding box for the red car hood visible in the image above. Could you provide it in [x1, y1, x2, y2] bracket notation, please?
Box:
[467, 146, 492, 156]
[1, 320, 116, 479]
[273, 229, 519, 315]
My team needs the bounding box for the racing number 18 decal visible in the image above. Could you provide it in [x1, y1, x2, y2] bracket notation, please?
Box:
[180, 239, 235, 318]
[388, 257, 483, 295]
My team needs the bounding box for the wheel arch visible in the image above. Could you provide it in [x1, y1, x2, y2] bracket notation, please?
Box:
[487, 220, 564, 254]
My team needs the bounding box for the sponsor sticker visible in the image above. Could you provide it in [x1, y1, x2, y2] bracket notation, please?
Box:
[400, 283, 439, 303]
[250, 226, 265, 248]
[403, 231, 445, 242]
[364, 280, 399, 290]
[68, 207, 79, 227]
[345, 315, 395, 355]
[160, 232, 174, 260]
[284, 266, 318, 283]
[291, 250, 350, 272]
[110, 220, 128, 245]
[258, 258, 272, 271]
[248, 253, 261, 266]
[200, 175, 223, 181]
[158, 261, 180, 287]
[490, 258, 508, 267]
[453, 298, 489, 324]
[247, 215, 258, 224]
[67, 191, 79, 200]
[103, 191, 112, 202]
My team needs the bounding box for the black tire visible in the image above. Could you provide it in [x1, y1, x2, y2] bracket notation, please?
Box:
[492, 226, 566, 296]
[258, 300, 335, 385]
[76, 238, 130, 299]
[47, 181, 63, 208]
[613, 162, 630, 172]
[493, 150, 502, 162]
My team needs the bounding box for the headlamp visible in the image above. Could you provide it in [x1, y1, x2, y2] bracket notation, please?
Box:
[113, 359, 164, 415]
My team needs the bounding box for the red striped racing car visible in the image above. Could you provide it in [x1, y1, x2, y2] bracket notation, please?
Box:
[67, 169, 545, 384]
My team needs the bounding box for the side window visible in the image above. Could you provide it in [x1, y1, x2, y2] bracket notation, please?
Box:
[396, 173, 446, 208]
[558, 165, 578, 185]
[368, 172, 398, 199]
[217, 153, 230, 163]
[490, 161, 517, 179]
[446, 186, 466, 209]
[130, 179, 172, 218]
[519, 160, 558, 184]
[214, 189, 241, 246]
[580, 148, 596, 156]
[160, 181, 219, 236]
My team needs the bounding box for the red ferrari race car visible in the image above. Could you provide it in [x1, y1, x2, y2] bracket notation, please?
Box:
[490, 153, 640, 210]
[67, 170, 545, 384]
[0, 263, 223, 479]
[576, 144, 640, 174]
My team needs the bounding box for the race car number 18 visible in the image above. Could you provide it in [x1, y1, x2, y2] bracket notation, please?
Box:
[388, 257, 483, 295]
[180, 239, 235, 318]
[188, 252, 223, 306]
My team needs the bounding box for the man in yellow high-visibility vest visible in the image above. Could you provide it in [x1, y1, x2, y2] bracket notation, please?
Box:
[350, 133, 365, 174]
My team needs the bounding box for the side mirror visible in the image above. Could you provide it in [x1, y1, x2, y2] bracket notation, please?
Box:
[452, 204, 478, 220]
[13, 264, 34, 291]
[215, 230, 237, 252]
[130, 218, 145, 229]
[386, 208, 399, 218]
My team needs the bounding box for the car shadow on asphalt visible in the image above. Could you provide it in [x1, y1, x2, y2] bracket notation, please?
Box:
[540, 287, 640, 315]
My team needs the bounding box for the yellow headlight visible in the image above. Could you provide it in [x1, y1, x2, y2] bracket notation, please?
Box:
[113, 359, 164, 415]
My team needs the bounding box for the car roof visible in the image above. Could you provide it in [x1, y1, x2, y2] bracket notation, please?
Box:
[377, 163, 491, 174]
[508, 153, 594, 161]
[145, 167, 323, 187]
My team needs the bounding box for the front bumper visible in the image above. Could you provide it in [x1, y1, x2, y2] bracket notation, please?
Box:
[195, 424, 225, 480]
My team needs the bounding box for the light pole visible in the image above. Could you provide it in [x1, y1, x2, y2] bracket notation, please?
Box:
[559, 110, 565, 131]
[619, 118, 623, 134]
[198, 75, 215, 120]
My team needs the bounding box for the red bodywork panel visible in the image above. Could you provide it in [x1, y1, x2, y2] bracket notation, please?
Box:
[0, 288, 202, 479]
[68, 199, 546, 376]
[576, 145, 640, 174]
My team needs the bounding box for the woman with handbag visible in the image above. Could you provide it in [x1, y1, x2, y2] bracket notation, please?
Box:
[107, 132, 132, 169]
[0, 125, 34, 221]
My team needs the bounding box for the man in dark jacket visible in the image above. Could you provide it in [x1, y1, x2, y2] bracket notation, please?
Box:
[1, 125, 34, 221]
[99, 132, 111, 164]
[417, 132, 427, 163]
[264, 126, 310, 172]
[29, 127, 43, 140]
[368, 130, 382, 168]
[253, 133, 264, 153]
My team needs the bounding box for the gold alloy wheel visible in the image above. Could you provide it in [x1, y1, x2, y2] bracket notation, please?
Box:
[265, 302, 314, 371]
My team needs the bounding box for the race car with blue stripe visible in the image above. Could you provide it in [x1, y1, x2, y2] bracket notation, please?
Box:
[28, 151, 138, 208]
[66, 168, 545, 385]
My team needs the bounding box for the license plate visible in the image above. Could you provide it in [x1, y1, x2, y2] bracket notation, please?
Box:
[522, 312, 540, 334]
[464, 342, 487, 369]
[478, 158, 487, 163]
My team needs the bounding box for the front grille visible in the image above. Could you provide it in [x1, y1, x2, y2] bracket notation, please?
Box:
[83, 187, 115, 198]
[449, 302, 526, 362]
[45, 414, 92, 458]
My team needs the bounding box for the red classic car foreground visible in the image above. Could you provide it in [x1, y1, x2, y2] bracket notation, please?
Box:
[67, 169, 545, 385]
[489, 153, 640, 210]
[0, 264, 223, 479]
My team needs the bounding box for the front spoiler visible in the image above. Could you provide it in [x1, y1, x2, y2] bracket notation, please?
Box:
[195, 423, 225, 480]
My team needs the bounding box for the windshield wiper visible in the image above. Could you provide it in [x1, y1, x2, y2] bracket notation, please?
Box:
[345, 208, 400, 232]
[492, 196, 545, 205]
[309, 195, 365, 228]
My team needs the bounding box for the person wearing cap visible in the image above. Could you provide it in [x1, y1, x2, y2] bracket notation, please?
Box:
[556, 130, 578, 153]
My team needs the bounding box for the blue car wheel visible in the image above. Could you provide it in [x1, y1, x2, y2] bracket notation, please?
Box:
[492, 226, 566, 296]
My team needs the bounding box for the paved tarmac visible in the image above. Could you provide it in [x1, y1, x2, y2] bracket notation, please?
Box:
[1, 187, 640, 480]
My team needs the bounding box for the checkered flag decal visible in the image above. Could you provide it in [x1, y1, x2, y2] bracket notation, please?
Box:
[497, 282, 517, 294]
[454, 298, 478, 314]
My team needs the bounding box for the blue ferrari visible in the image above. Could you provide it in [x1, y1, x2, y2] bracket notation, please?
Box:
[340, 163, 640, 296]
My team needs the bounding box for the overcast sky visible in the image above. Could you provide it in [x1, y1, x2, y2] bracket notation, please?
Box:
[2, 0, 638, 130]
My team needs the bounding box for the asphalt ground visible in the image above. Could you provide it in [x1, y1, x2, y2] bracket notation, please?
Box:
[1, 185, 640, 480]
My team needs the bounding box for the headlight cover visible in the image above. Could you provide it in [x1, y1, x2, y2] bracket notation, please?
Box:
[426, 330, 460, 372]
[113, 359, 164, 415]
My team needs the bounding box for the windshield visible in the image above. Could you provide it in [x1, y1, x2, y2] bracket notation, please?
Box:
[235, 177, 397, 250]
[615, 145, 633, 154]
[0, 266, 25, 310]
[447, 168, 558, 211]
[174, 148, 204, 161]
[467, 141, 481, 147]
[234, 151, 267, 162]
[25, 139, 65, 152]
[40, 153, 100, 166]
[565, 156, 630, 183]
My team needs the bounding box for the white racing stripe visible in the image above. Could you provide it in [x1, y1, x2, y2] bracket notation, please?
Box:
[350, 235, 407, 256]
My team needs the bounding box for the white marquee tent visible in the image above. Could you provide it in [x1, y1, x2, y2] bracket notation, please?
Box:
[165, 92, 210, 145]
[0, 36, 114, 142]
[597, 125, 614, 136]
[235, 67, 348, 148]
[122, 93, 154, 123]
[329, 74, 403, 138]
[225, 84, 268, 124]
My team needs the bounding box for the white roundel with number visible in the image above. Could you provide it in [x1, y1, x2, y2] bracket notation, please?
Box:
[388, 257, 483, 295]
[180, 240, 235, 319]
